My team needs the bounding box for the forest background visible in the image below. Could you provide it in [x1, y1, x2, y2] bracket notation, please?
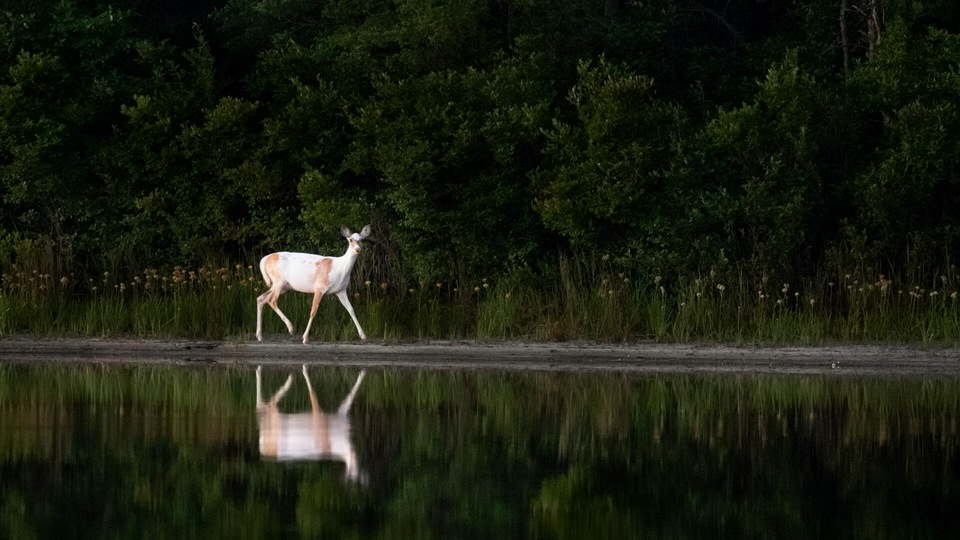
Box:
[2, 0, 960, 341]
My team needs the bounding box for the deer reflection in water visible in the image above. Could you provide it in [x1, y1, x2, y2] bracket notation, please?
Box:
[256, 365, 366, 482]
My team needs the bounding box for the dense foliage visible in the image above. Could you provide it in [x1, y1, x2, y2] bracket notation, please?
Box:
[2, 0, 960, 283]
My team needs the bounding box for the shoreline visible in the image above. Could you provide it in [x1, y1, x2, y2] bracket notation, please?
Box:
[1, 336, 959, 376]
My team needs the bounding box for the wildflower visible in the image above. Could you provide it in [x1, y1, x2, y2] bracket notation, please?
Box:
[60, 277, 69, 286]
[716, 284, 726, 292]
[602, 254, 609, 261]
[409, 288, 415, 295]
[365, 280, 371, 287]
[942, 275, 948, 285]
[809, 299, 816, 306]
[354, 292, 361, 300]
[505, 293, 511, 300]
[951, 291, 958, 300]
[782, 283, 790, 294]
[483, 283, 489, 289]
[436, 282, 442, 288]
[654, 275, 662, 285]
[380, 282, 388, 290]
[474, 286, 480, 292]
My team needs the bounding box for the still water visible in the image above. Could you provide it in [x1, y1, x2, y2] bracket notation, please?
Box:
[0, 362, 958, 539]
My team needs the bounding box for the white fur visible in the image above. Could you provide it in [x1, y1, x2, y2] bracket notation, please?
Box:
[256, 225, 370, 344]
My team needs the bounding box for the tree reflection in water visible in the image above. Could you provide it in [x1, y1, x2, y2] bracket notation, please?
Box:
[0, 364, 958, 538]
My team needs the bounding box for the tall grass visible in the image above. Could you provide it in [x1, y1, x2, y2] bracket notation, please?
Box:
[2, 252, 959, 344]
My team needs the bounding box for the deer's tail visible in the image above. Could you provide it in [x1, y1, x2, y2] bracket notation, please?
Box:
[259, 255, 273, 287]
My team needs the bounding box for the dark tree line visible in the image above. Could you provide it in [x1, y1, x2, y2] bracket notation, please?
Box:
[1, 0, 959, 282]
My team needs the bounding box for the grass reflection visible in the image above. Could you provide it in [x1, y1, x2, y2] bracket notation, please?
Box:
[0, 364, 957, 538]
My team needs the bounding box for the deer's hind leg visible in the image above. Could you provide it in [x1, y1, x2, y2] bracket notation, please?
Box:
[257, 282, 295, 340]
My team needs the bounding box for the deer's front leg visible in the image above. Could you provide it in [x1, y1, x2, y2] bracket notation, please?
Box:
[302, 288, 325, 344]
[336, 290, 366, 340]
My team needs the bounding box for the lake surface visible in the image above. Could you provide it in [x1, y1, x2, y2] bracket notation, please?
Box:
[0, 362, 958, 538]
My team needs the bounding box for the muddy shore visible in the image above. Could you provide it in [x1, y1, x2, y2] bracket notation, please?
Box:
[1, 336, 959, 377]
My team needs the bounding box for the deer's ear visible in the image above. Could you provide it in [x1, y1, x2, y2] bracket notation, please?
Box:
[341, 225, 352, 238]
[359, 225, 371, 239]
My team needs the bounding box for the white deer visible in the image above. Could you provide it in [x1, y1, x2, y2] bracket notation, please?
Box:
[256, 225, 370, 344]
[255, 365, 367, 482]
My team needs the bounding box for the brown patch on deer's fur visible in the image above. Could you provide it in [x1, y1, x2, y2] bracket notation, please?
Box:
[314, 258, 333, 290]
[262, 253, 281, 285]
